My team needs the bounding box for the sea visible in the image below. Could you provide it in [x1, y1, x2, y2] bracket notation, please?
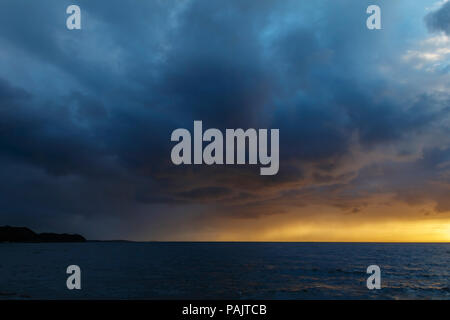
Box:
[0, 242, 449, 299]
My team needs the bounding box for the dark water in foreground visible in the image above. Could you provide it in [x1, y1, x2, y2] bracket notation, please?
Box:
[0, 242, 449, 299]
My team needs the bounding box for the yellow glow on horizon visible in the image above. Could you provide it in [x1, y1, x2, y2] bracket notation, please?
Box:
[256, 219, 450, 242]
[151, 203, 450, 243]
[183, 218, 450, 243]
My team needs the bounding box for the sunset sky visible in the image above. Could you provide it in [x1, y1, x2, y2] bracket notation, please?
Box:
[0, 0, 449, 241]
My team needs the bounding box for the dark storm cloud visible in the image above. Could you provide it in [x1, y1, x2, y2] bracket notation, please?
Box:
[426, 1, 450, 35]
[178, 187, 233, 201]
[0, 0, 448, 238]
[0, 78, 30, 100]
[0, 79, 108, 177]
[348, 144, 450, 215]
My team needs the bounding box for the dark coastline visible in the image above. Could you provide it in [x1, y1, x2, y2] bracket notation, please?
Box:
[0, 226, 86, 243]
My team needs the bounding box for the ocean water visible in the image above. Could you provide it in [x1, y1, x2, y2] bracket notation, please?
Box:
[0, 242, 449, 300]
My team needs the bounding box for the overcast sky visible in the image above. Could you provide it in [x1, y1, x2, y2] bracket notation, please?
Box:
[0, 0, 449, 241]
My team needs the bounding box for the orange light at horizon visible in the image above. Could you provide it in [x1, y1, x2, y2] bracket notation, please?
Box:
[175, 218, 450, 243]
[141, 202, 450, 243]
[257, 219, 450, 242]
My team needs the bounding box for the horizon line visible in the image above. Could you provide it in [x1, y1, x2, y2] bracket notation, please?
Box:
[87, 240, 450, 244]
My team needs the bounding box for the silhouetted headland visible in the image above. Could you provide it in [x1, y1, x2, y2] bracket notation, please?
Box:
[0, 226, 86, 243]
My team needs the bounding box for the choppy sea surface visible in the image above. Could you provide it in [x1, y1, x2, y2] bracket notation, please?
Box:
[0, 242, 449, 299]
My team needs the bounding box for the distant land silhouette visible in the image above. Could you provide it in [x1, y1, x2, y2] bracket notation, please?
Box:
[0, 226, 86, 243]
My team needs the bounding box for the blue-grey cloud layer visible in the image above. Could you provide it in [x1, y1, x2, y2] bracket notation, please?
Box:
[0, 0, 449, 239]
[426, 0, 450, 34]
